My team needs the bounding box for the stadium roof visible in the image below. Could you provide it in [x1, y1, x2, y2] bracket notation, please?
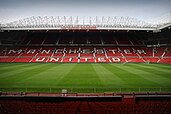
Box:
[0, 0, 171, 31]
[0, 13, 171, 31]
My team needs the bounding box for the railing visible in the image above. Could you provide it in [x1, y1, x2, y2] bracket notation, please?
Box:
[0, 87, 171, 93]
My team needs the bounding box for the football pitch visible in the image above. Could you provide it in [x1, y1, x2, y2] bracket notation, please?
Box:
[0, 63, 171, 93]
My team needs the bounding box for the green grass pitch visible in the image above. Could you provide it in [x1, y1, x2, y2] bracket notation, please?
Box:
[0, 63, 171, 93]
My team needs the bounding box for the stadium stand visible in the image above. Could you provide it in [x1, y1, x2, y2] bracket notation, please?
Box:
[0, 93, 171, 114]
[0, 28, 171, 64]
[0, 46, 171, 63]
[0, 27, 170, 58]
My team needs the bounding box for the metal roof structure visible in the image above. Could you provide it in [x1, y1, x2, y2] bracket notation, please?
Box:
[0, 13, 171, 31]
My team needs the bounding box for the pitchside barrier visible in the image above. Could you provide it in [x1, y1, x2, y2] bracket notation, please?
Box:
[0, 87, 171, 93]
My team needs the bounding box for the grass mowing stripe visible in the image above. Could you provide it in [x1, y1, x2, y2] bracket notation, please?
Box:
[128, 63, 171, 79]
[0, 63, 76, 88]
[147, 63, 171, 68]
[0, 63, 44, 78]
[0, 63, 42, 75]
[0, 63, 56, 85]
[127, 64, 171, 86]
[58, 63, 101, 87]
[0, 63, 171, 92]
[0, 63, 35, 70]
[92, 63, 125, 87]
[16, 63, 63, 86]
[114, 64, 170, 87]
[0, 63, 36, 67]
[18, 63, 77, 88]
[109, 64, 160, 87]
[130, 63, 171, 74]
[52, 63, 77, 86]
[0, 63, 16, 66]
[58, 63, 103, 88]
[127, 64, 171, 81]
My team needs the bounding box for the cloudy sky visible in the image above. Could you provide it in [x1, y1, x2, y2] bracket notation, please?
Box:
[0, 0, 171, 23]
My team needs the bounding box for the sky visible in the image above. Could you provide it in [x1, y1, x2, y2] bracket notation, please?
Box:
[0, 0, 171, 23]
